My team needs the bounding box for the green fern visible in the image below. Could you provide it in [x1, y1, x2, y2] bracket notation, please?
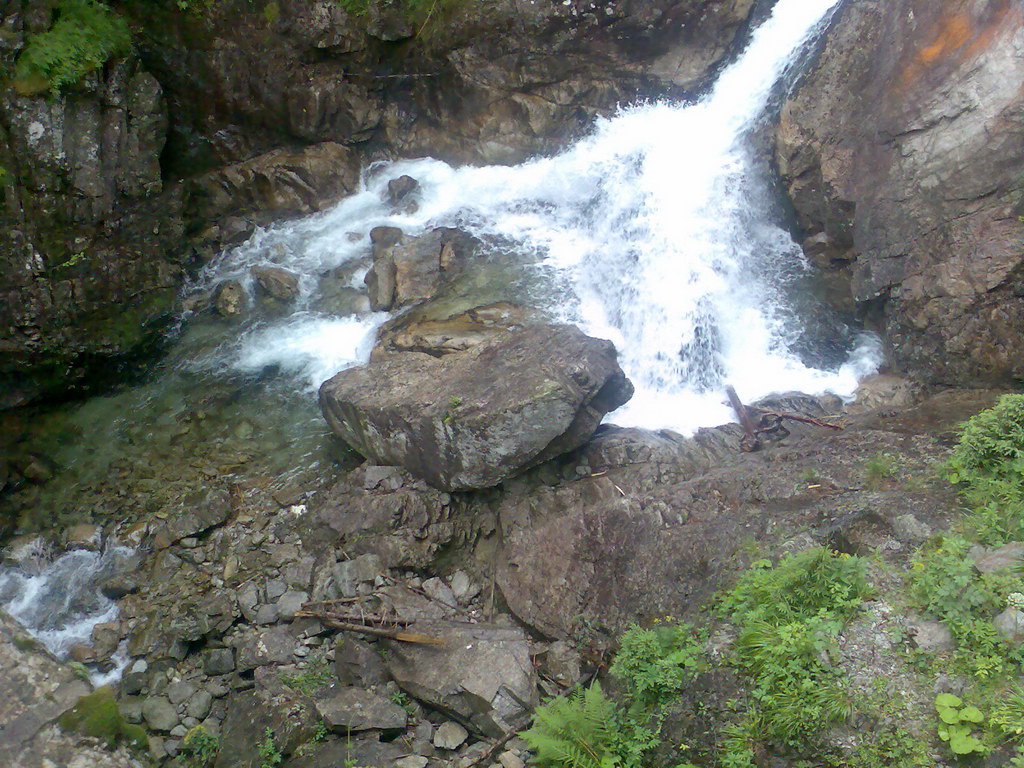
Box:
[520, 682, 624, 768]
[14, 0, 131, 96]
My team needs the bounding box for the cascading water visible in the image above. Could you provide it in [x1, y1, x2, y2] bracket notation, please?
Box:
[195, 0, 878, 434]
[0, 545, 135, 684]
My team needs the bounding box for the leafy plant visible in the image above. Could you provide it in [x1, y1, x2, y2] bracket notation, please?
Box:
[716, 548, 869, 764]
[609, 621, 704, 712]
[280, 652, 334, 695]
[258, 727, 284, 768]
[991, 685, 1024, 740]
[852, 726, 932, 768]
[935, 693, 986, 755]
[864, 452, 899, 488]
[520, 682, 629, 768]
[182, 725, 220, 768]
[14, 0, 132, 95]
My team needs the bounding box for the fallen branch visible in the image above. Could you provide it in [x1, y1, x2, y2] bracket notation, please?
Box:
[294, 611, 444, 645]
[726, 386, 843, 452]
[750, 406, 844, 431]
[726, 386, 761, 452]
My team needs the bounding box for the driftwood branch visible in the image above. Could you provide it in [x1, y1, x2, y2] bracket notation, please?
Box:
[294, 607, 444, 645]
[726, 385, 843, 452]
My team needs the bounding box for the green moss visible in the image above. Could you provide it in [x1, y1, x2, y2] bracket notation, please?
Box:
[58, 686, 148, 751]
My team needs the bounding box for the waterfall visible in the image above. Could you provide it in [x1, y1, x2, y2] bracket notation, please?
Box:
[195, 0, 879, 434]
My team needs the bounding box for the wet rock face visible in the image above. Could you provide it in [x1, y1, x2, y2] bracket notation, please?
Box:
[776, 0, 1024, 386]
[0, 42, 187, 408]
[319, 325, 634, 491]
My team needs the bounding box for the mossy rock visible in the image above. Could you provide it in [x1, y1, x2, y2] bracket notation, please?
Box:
[58, 686, 149, 751]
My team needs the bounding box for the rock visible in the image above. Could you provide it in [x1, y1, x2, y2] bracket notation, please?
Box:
[374, 303, 536, 358]
[433, 721, 469, 750]
[252, 266, 300, 302]
[189, 142, 360, 222]
[387, 175, 419, 205]
[386, 620, 537, 736]
[100, 573, 139, 600]
[276, 590, 309, 620]
[363, 227, 474, 311]
[891, 514, 932, 544]
[151, 489, 232, 549]
[536, 641, 581, 687]
[499, 750, 526, 768]
[314, 686, 408, 733]
[320, 325, 633, 491]
[187, 690, 213, 720]
[235, 627, 296, 670]
[332, 554, 383, 598]
[973, 542, 1024, 574]
[255, 604, 280, 625]
[333, 637, 389, 687]
[422, 577, 457, 609]
[449, 571, 480, 604]
[395, 757, 429, 768]
[995, 609, 1024, 645]
[775, 0, 1024, 385]
[213, 281, 247, 317]
[1, 534, 50, 568]
[908, 618, 954, 654]
[64, 523, 103, 551]
[142, 696, 179, 732]
[214, 689, 318, 768]
[848, 375, 922, 416]
[167, 681, 197, 707]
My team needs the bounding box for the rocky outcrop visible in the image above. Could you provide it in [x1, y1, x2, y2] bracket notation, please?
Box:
[776, 0, 1024, 386]
[0, 609, 144, 767]
[319, 324, 634, 490]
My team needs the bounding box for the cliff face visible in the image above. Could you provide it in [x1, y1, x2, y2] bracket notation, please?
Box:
[0, 0, 757, 407]
[776, 0, 1024, 386]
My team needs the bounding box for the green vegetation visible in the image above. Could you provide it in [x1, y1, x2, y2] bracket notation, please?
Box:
[181, 725, 220, 768]
[57, 686, 148, 751]
[522, 621, 704, 768]
[14, 0, 131, 96]
[864, 451, 900, 488]
[934, 693, 985, 755]
[258, 727, 284, 768]
[280, 651, 335, 695]
[716, 548, 870, 766]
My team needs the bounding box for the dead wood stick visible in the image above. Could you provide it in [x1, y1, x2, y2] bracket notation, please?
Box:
[294, 612, 445, 645]
[465, 726, 518, 768]
[750, 407, 843, 430]
[296, 610, 414, 628]
[726, 385, 761, 452]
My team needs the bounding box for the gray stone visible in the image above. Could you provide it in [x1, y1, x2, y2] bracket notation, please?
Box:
[276, 590, 309, 620]
[907, 618, 954, 654]
[167, 680, 198, 707]
[314, 686, 408, 732]
[142, 696, 179, 732]
[235, 627, 296, 670]
[333, 636, 390, 687]
[995, 609, 1024, 645]
[203, 648, 235, 676]
[252, 266, 300, 302]
[320, 325, 633, 491]
[449, 570, 480, 603]
[188, 690, 214, 720]
[395, 758, 429, 768]
[422, 577, 457, 610]
[255, 604, 280, 625]
[387, 620, 537, 736]
[973, 542, 1024, 574]
[891, 514, 932, 544]
[434, 721, 469, 750]
[499, 751, 526, 768]
[332, 554, 382, 598]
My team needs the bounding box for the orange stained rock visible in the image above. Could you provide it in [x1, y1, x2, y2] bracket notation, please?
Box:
[897, 0, 1022, 92]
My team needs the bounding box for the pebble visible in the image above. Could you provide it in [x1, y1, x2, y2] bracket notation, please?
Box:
[434, 721, 469, 750]
[499, 751, 526, 768]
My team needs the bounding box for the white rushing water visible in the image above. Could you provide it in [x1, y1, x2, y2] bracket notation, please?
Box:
[194, 0, 879, 433]
[0, 546, 134, 683]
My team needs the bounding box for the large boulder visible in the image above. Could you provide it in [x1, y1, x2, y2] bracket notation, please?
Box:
[776, 0, 1024, 386]
[319, 325, 633, 491]
[385, 620, 537, 737]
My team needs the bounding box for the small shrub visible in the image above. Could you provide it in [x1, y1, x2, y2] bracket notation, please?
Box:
[279, 653, 335, 695]
[609, 621, 704, 712]
[258, 728, 283, 768]
[864, 452, 899, 488]
[949, 394, 1024, 486]
[14, 0, 131, 95]
[182, 725, 220, 768]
